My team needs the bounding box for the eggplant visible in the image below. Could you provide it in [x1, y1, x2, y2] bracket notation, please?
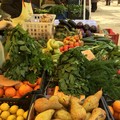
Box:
[83, 24, 90, 32]
[90, 25, 97, 33]
[68, 20, 77, 29]
[59, 19, 72, 31]
[76, 22, 84, 29]
[86, 30, 93, 37]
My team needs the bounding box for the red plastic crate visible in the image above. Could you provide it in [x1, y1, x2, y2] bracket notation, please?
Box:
[105, 29, 119, 45]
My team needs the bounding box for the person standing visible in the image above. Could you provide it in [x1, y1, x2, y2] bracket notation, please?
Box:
[1, 0, 23, 18]
[91, 0, 98, 12]
[1, 0, 34, 26]
[106, 0, 111, 5]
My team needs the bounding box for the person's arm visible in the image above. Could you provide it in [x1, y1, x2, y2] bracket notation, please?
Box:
[1, 0, 21, 18]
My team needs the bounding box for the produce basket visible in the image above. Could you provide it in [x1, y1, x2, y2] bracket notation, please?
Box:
[0, 91, 35, 120]
[22, 14, 56, 40]
[105, 29, 119, 45]
[27, 93, 114, 120]
[0, 71, 46, 98]
[27, 94, 44, 120]
[101, 96, 115, 120]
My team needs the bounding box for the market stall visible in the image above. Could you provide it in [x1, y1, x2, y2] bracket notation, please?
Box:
[0, 5, 120, 119]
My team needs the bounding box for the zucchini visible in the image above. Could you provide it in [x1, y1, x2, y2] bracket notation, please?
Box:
[82, 36, 95, 41]
[96, 38, 110, 42]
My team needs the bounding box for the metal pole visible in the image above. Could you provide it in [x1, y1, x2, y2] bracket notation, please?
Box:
[83, 0, 86, 20]
[89, 0, 91, 19]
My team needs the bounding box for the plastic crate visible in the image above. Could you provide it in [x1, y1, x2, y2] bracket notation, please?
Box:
[105, 29, 119, 45]
[0, 92, 35, 120]
[27, 94, 114, 120]
[22, 14, 56, 40]
[101, 96, 115, 120]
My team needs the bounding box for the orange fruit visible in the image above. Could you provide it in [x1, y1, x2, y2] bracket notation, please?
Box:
[13, 95, 21, 98]
[5, 87, 16, 98]
[113, 100, 120, 112]
[16, 90, 21, 97]
[0, 88, 4, 97]
[18, 84, 33, 96]
[113, 112, 119, 120]
[34, 85, 40, 90]
[3, 86, 10, 90]
[14, 82, 23, 90]
[36, 78, 42, 85]
[108, 106, 114, 115]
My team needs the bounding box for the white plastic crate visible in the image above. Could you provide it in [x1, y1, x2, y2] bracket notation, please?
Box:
[22, 14, 56, 39]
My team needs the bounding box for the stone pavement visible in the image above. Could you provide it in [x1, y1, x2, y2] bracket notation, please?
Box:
[90, 0, 120, 45]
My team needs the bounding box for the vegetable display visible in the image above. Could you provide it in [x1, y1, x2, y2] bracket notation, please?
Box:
[51, 37, 120, 99]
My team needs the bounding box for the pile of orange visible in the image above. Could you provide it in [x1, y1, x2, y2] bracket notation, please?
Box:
[0, 78, 42, 98]
[108, 100, 120, 120]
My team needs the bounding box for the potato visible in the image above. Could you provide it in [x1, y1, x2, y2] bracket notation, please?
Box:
[54, 109, 72, 120]
[70, 96, 86, 120]
[35, 109, 55, 120]
[89, 108, 106, 120]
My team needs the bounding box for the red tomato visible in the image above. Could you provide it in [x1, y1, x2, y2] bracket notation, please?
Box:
[74, 42, 80, 47]
[69, 41, 74, 45]
[117, 69, 120, 75]
[63, 45, 69, 52]
[60, 46, 64, 52]
[69, 44, 74, 49]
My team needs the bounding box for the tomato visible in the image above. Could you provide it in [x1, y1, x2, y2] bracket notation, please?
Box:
[69, 44, 74, 49]
[69, 41, 74, 45]
[117, 69, 120, 75]
[63, 45, 69, 52]
[60, 46, 64, 52]
[74, 42, 80, 47]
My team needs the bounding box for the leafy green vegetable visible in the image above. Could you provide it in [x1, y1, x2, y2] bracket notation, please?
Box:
[54, 47, 90, 96]
[2, 25, 54, 83]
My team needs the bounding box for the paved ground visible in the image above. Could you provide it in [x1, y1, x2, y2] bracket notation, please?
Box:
[90, 0, 120, 45]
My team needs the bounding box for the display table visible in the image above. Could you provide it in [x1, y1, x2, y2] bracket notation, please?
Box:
[54, 19, 97, 26]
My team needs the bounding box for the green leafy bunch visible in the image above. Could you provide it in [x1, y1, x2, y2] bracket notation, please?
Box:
[56, 47, 90, 97]
[2, 25, 54, 83]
